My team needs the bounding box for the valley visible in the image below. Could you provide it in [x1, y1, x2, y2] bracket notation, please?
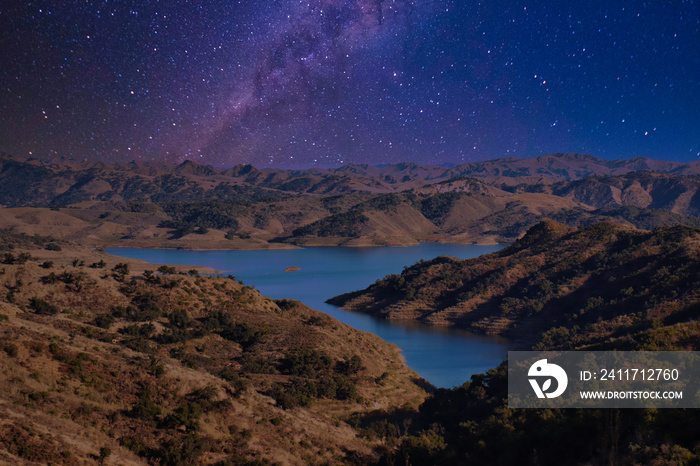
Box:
[1, 153, 699, 464]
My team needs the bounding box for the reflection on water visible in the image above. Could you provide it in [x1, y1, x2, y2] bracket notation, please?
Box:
[106, 243, 510, 388]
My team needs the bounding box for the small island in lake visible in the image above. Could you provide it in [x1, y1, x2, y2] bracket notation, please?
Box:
[284, 265, 301, 272]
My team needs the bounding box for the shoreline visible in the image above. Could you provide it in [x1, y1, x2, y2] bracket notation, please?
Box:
[102, 236, 506, 252]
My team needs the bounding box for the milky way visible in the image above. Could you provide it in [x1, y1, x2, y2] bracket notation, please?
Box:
[1, 1, 699, 167]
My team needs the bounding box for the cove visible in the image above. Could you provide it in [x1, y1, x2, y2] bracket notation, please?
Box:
[106, 244, 510, 388]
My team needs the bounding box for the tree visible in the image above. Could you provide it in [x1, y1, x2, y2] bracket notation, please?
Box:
[113, 263, 130, 281]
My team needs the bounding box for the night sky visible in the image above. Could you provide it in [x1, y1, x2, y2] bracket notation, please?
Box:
[1, 1, 699, 167]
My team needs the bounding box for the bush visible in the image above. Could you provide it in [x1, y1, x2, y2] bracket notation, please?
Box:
[98, 446, 111, 463]
[281, 349, 333, 377]
[220, 370, 247, 397]
[127, 392, 162, 421]
[125, 292, 162, 321]
[336, 355, 364, 375]
[269, 381, 313, 409]
[158, 265, 177, 275]
[29, 297, 59, 315]
[113, 262, 129, 273]
[168, 308, 191, 329]
[45, 243, 62, 251]
[166, 403, 204, 432]
[119, 322, 155, 337]
[92, 314, 116, 329]
[41, 272, 57, 285]
[3, 343, 18, 357]
[156, 433, 205, 465]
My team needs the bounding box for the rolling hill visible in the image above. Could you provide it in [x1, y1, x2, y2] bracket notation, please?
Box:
[329, 220, 700, 349]
[0, 231, 426, 464]
[328, 219, 700, 465]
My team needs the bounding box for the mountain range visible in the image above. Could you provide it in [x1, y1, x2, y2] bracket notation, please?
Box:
[1, 152, 700, 249]
[3, 152, 700, 207]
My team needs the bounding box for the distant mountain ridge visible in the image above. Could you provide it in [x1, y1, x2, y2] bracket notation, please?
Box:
[2, 152, 700, 249]
[2, 152, 700, 208]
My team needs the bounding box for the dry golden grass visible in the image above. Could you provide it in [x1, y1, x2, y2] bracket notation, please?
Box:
[0, 237, 427, 464]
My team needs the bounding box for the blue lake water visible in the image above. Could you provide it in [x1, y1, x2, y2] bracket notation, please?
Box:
[106, 243, 510, 388]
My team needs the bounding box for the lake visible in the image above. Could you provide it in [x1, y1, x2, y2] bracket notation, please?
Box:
[106, 243, 510, 388]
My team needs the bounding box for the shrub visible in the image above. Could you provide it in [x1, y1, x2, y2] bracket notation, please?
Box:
[156, 433, 205, 465]
[158, 265, 177, 275]
[281, 349, 333, 377]
[92, 314, 116, 329]
[98, 446, 111, 463]
[168, 308, 191, 329]
[336, 355, 364, 375]
[220, 370, 247, 397]
[165, 402, 204, 432]
[113, 263, 130, 280]
[269, 381, 313, 409]
[41, 272, 57, 285]
[3, 343, 18, 357]
[126, 293, 162, 321]
[29, 297, 59, 315]
[119, 323, 155, 337]
[127, 392, 162, 421]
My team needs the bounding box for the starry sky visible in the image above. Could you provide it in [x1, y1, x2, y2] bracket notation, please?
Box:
[1, 0, 699, 167]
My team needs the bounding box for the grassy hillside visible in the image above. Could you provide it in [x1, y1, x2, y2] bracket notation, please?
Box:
[0, 233, 426, 464]
[3, 218, 700, 464]
[7, 188, 697, 251]
[511, 171, 700, 216]
[329, 220, 700, 350]
[332, 221, 700, 465]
